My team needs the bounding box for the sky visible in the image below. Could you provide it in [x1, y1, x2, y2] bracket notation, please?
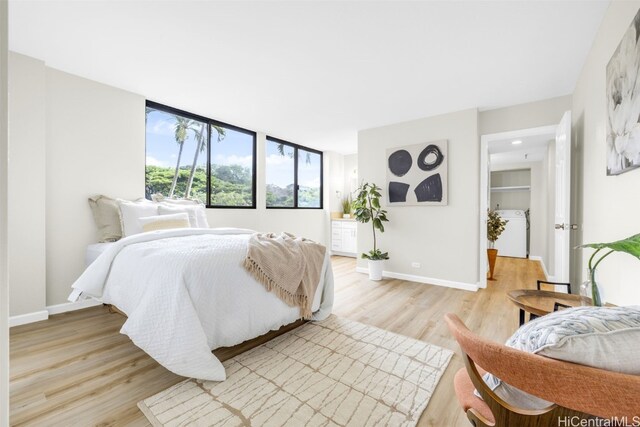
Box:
[146, 109, 321, 188]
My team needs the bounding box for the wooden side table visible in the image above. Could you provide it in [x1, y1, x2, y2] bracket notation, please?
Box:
[507, 289, 591, 326]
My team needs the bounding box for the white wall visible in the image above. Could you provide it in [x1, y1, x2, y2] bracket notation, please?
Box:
[357, 108, 479, 288]
[479, 95, 572, 136]
[572, 0, 640, 305]
[325, 151, 344, 214]
[45, 68, 146, 306]
[0, 0, 9, 422]
[8, 53, 47, 317]
[343, 153, 358, 197]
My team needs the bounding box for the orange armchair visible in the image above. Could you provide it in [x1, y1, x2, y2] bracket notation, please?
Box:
[445, 313, 640, 426]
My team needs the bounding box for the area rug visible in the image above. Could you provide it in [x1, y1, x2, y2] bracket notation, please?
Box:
[138, 315, 453, 427]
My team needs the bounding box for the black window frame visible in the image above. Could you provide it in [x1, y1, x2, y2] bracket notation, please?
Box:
[265, 136, 324, 210]
[145, 100, 257, 209]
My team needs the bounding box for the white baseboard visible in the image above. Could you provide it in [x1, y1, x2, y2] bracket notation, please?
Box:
[355, 267, 478, 292]
[9, 299, 102, 327]
[9, 310, 48, 327]
[528, 255, 549, 280]
[47, 299, 102, 316]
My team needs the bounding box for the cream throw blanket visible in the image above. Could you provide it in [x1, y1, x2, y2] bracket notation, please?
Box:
[243, 232, 326, 319]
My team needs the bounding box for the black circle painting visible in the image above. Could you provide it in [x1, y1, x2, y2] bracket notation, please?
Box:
[385, 140, 448, 205]
[417, 144, 444, 171]
[388, 149, 412, 177]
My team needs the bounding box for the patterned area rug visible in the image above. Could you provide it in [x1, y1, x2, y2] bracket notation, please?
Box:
[138, 315, 453, 427]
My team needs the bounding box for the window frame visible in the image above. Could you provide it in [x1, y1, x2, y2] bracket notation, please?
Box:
[145, 100, 257, 209]
[265, 136, 324, 210]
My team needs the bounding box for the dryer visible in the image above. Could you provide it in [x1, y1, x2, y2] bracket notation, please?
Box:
[494, 210, 527, 258]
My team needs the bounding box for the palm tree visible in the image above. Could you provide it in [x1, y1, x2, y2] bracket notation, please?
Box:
[275, 143, 311, 164]
[169, 116, 192, 197]
[184, 123, 226, 198]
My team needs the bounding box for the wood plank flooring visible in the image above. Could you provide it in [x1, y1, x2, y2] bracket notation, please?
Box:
[10, 255, 543, 426]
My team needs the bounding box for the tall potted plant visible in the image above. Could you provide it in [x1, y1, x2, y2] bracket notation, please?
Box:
[353, 182, 389, 280]
[578, 233, 640, 306]
[487, 209, 507, 281]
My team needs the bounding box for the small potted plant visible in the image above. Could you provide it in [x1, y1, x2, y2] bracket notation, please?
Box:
[341, 196, 352, 219]
[487, 209, 508, 281]
[578, 233, 640, 306]
[352, 182, 389, 280]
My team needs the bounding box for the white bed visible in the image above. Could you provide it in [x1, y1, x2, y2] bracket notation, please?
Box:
[70, 228, 334, 381]
[85, 242, 115, 266]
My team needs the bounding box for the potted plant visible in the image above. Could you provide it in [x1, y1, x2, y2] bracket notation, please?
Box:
[352, 182, 389, 280]
[487, 209, 508, 281]
[578, 233, 640, 306]
[341, 196, 352, 219]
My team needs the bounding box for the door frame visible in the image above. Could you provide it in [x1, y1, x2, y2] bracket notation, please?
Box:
[479, 125, 557, 288]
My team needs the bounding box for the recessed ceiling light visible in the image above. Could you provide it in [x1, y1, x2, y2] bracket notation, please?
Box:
[512, 140, 523, 145]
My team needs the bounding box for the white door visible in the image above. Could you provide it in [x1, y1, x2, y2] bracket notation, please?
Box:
[554, 111, 572, 283]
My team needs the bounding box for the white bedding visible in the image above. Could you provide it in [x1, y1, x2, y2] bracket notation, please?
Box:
[69, 228, 334, 381]
[85, 242, 115, 266]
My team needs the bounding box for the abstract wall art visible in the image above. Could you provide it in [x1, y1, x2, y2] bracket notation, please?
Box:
[606, 8, 640, 175]
[386, 140, 448, 206]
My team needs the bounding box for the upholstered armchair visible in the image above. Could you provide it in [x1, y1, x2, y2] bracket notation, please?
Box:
[445, 313, 640, 426]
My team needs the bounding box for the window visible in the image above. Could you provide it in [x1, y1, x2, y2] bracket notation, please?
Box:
[266, 137, 323, 209]
[145, 101, 256, 208]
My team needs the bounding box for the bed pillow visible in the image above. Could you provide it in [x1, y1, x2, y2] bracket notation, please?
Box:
[159, 198, 209, 228]
[118, 199, 159, 236]
[88, 195, 122, 242]
[481, 306, 640, 410]
[139, 213, 190, 232]
[158, 205, 197, 228]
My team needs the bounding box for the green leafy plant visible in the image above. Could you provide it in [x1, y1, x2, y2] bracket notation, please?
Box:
[352, 183, 389, 260]
[487, 209, 508, 248]
[578, 233, 640, 306]
[341, 196, 352, 216]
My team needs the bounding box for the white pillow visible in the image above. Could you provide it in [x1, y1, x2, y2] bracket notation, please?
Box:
[118, 199, 159, 236]
[158, 205, 196, 228]
[160, 199, 208, 228]
[482, 306, 640, 409]
[139, 213, 190, 232]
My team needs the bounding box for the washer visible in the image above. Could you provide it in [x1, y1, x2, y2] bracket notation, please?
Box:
[494, 210, 527, 258]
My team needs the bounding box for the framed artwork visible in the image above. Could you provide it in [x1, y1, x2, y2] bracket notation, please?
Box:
[386, 140, 448, 206]
[606, 8, 640, 175]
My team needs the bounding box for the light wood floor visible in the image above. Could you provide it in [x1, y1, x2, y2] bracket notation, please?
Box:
[10, 256, 543, 426]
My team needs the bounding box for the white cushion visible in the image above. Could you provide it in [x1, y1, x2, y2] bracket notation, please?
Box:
[482, 306, 640, 409]
[139, 213, 190, 232]
[159, 199, 208, 228]
[158, 205, 197, 228]
[118, 199, 159, 236]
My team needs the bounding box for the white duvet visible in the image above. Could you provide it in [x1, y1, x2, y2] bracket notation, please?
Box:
[69, 228, 334, 381]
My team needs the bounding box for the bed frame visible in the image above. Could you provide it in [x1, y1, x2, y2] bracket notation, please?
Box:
[104, 304, 306, 362]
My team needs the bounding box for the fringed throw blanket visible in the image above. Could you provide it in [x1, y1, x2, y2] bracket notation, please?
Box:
[243, 232, 326, 319]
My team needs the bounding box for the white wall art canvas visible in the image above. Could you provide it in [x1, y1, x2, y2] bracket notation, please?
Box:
[386, 140, 448, 206]
[606, 9, 640, 175]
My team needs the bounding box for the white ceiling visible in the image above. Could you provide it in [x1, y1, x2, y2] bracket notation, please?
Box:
[489, 132, 555, 165]
[9, 0, 609, 154]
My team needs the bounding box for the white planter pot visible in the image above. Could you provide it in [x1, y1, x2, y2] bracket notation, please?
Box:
[368, 260, 384, 281]
[342, 214, 351, 219]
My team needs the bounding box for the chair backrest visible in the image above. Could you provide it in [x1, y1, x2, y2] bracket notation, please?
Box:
[445, 313, 640, 420]
[537, 280, 571, 294]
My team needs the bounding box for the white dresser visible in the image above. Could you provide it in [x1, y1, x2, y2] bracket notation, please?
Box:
[331, 220, 357, 257]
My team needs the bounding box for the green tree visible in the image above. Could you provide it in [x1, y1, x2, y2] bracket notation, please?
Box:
[184, 123, 226, 198]
[169, 116, 193, 197]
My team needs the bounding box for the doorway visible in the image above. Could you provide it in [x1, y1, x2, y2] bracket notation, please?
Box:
[479, 112, 572, 288]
